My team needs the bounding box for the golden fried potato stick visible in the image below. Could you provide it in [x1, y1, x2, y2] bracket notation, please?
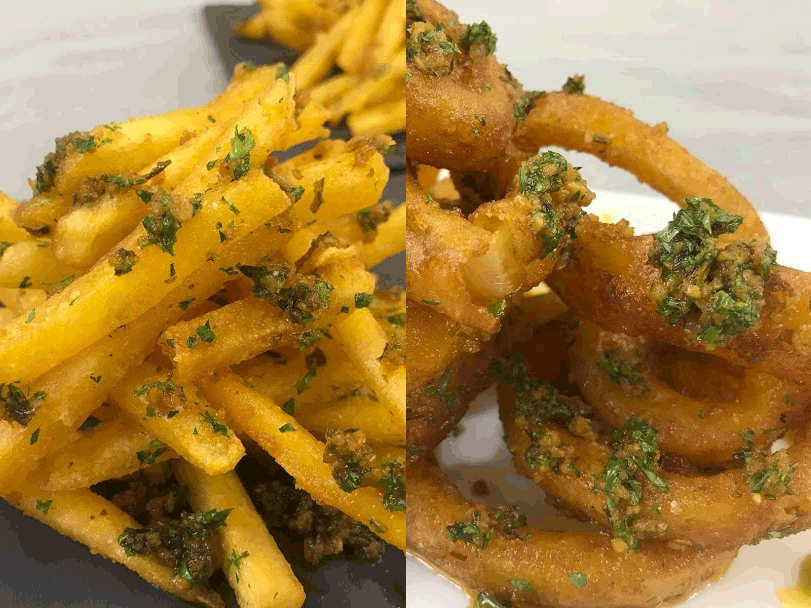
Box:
[0, 218, 294, 489]
[291, 6, 359, 90]
[0, 192, 29, 241]
[277, 101, 331, 149]
[408, 460, 736, 608]
[0, 239, 75, 288]
[334, 308, 406, 436]
[110, 364, 245, 476]
[197, 370, 405, 550]
[514, 91, 768, 242]
[162, 245, 376, 381]
[323, 201, 405, 267]
[12, 63, 278, 235]
[174, 462, 306, 608]
[331, 48, 406, 120]
[309, 74, 354, 108]
[271, 136, 391, 225]
[0, 287, 46, 318]
[53, 73, 295, 269]
[0, 170, 292, 386]
[4, 485, 223, 607]
[346, 98, 406, 137]
[336, 0, 389, 74]
[28, 413, 176, 491]
[292, 395, 403, 447]
[370, 0, 405, 68]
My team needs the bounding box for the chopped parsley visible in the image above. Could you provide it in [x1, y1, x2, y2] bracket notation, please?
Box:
[141, 194, 180, 255]
[487, 300, 506, 318]
[510, 579, 532, 592]
[296, 367, 317, 394]
[196, 321, 215, 343]
[136, 439, 168, 466]
[279, 423, 296, 433]
[648, 198, 774, 343]
[562, 74, 586, 94]
[282, 398, 295, 415]
[202, 411, 228, 437]
[596, 350, 649, 392]
[227, 550, 249, 582]
[30, 427, 40, 444]
[474, 593, 510, 608]
[459, 22, 497, 55]
[225, 127, 255, 180]
[276, 64, 290, 83]
[1, 383, 38, 426]
[35, 499, 53, 514]
[569, 572, 588, 588]
[355, 293, 374, 308]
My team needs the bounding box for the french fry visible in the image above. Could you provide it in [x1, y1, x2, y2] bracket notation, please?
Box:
[10, 192, 72, 236]
[52, 73, 295, 269]
[4, 485, 223, 608]
[28, 413, 176, 491]
[110, 364, 245, 476]
[272, 137, 390, 225]
[333, 308, 406, 436]
[174, 463, 306, 608]
[336, 0, 389, 74]
[277, 102, 331, 149]
[197, 371, 406, 550]
[0, 240, 75, 288]
[162, 245, 375, 381]
[330, 49, 406, 119]
[53, 63, 279, 196]
[0, 287, 47, 318]
[0, 170, 292, 385]
[347, 98, 405, 137]
[291, 7, 359, 90]
[292, 395, 403, 446]
[370, 0, 405, 68]
[0, 191, 30, 242]
[0, 217, 294, 489]
[309, 74, 355, 107]
[323, 201, 405, 267]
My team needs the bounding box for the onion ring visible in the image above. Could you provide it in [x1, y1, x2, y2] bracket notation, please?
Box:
[406, 0, 522, 172]
[407, 154, 593, 333]
[514, 91, 767, 242]
[498, 351, 811, 550]
[408, 460, 737, 608]
[547, 214, 811, 384]
[568, 320, 809, 466]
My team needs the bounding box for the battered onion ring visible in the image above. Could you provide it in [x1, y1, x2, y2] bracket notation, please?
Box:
[407, 158, 593, 333]
[406, 299, 496, 463]
[499, 370, 811, 550]
[514, 91, 767, 242]
[407, 293, 571, 464]
[408, 460, 737, 608]
[547, 215, 811, 384]
[569, 320, 810, 466]
[406, 0, 521, 172]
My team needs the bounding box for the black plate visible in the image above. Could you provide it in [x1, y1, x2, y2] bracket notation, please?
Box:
[0, 5, 404, 608]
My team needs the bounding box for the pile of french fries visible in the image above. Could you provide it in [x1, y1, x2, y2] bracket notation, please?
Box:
[237, 0, 406, 136]
[0, 62, 405, 607]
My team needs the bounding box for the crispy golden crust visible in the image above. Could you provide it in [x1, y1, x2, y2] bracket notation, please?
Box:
[568, 320, 809, 466]
[407, 460, 737, 608]
[514, 92, 767, 242]
[548, 215, 811, 384]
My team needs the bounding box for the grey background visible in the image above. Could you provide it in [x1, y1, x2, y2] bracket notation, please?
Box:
[450, 0, 811, 218]
[0, 1, 403, 607]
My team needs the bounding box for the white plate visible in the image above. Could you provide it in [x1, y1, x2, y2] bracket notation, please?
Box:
[406, 190, 811, 608]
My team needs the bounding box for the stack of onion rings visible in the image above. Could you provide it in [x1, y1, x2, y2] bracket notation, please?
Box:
[406, 2, 811, 607]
